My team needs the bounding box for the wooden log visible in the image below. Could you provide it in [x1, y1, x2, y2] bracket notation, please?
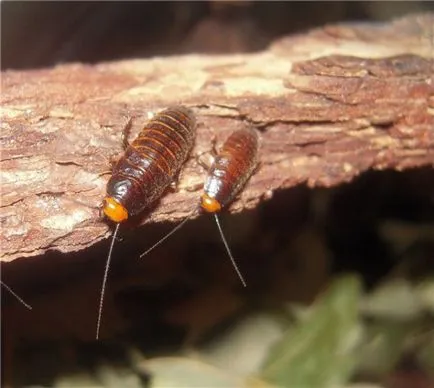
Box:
[1, 13, 433, 262]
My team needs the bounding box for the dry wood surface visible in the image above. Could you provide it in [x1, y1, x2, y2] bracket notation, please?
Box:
[1, 13, 433, 262]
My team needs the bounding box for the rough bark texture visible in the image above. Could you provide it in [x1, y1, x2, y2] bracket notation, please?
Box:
[1, 13, 433, 262]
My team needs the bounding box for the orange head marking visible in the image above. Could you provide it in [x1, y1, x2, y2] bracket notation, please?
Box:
[200, 194, 222, 213]
[102, 197, 128, 223]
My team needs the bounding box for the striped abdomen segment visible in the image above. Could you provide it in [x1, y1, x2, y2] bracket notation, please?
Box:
[202, 128, 259, 211]
[107, 106, 196, 217]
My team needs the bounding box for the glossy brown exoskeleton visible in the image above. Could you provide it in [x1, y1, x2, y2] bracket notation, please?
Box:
[103, 106, 196, 222]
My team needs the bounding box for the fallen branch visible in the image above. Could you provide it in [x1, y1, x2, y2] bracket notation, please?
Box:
[1, 13, 433, 261]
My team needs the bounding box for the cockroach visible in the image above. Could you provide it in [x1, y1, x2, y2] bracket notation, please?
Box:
[97, 106, 196, 339]
[139, 127, 259, 287]
[1, 281, 32, 310]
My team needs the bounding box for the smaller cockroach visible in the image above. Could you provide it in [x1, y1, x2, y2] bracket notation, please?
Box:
[139, 127, 259, 287]
[96, 106, 196, 339]
[1, 281, 32, 310]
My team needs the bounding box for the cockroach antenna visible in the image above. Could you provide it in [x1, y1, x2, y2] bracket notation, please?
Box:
[212, 213, 246, 287]
[1, 281, 32, 310]
[139, 209, 198, 258]
[95, 222, 120, 340]
[139, 209, 246, 287]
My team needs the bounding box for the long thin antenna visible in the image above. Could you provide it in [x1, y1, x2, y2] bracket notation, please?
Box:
[96, 222, 120, 340]
[1, 281, 32, 310]
[139, 209, 198, 259]
[213, 213, 247, 287]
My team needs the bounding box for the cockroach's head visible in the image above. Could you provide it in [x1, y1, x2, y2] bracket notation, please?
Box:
[199, 193, 221, 213]
[101, 196, 129, 223]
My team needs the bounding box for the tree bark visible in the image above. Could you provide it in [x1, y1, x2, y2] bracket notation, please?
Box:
[1, 13, 433, 262]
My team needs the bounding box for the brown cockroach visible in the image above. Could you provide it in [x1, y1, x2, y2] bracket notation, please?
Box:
[1, 281, 32, 310]
[97, 106, 196, 339]
[139, 127, 259, 287]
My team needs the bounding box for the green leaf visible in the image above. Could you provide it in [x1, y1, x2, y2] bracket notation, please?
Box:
[356, 321, 413, 377]
[259, 275, 363, 388]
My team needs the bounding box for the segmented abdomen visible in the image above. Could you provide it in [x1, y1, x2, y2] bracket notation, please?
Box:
[107, 106, 196, 216]
[204, 128, 259, 208]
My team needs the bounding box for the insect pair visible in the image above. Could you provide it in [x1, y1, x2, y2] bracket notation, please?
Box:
[97, 106, 259, 339]
[0, 107, 257, 338]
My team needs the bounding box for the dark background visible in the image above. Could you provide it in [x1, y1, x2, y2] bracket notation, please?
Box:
[2, 1, 432, 70]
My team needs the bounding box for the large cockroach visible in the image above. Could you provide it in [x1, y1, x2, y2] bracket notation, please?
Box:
[1, 281, 32, 310]
[97, 106, 196, 339]
[139, 127, 259, 287]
